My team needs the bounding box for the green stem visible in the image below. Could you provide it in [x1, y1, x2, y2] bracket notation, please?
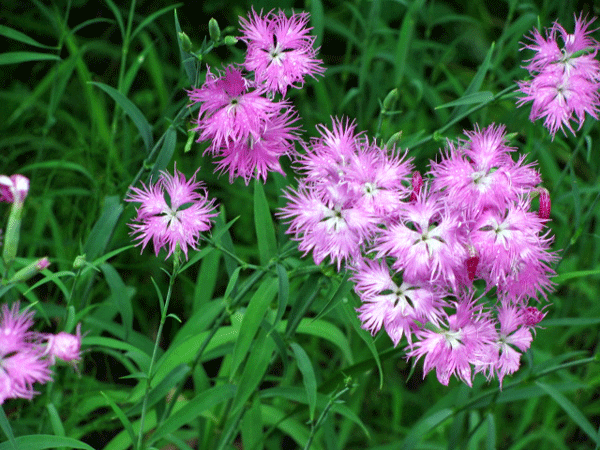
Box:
[137, 253, 180, 450]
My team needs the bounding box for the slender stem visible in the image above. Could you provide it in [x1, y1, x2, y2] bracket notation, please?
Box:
[137, 254, 180, 450]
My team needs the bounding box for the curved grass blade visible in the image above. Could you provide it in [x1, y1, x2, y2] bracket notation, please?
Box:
[290, 342, 318, 422]
[0, 406, 17, 450]
[254, 180, 278, 266]
[0, 52, 60, 65]
[100, 392, 136, 449]
[89, 81, 154, 153]
[0, 436, 94, 450]
[0, 25, 57, 49]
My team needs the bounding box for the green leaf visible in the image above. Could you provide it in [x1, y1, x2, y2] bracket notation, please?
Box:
[536, 381, 600, 446]
[290, 342, 318, 422]
[100, 263, 134, 340]
[435, 91, 494, 109]
[0, 52, 60, 65]
[100, 392, 137, 449]
[542, 317, 600, 327]
[0, 406, 17, 449]
[148, 385, 236, 445]
[254, 181, 278, 266]
[89, 81, 154, 153]
[174, 9, 198, 84]
[242, 397, 263, 450]
[275, 264, 289, 325]
[310, 0, 324, 48]
[400, 408, 453, 450]
[230, 278, 278, 379]
[0, 25, 57, 49]
[83, 196, 124, 261]
[150, 127, 176, 179]
[0, 436, 94, 450]
[46, 404, 66, 439]
[553, 268, 600, 283]
[394, 0, 424, 86]
[131, 4, 182, 41]
[296, 319, 353, 364]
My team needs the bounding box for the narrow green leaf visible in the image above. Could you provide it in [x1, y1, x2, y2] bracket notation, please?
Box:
[310, 0, 324, 48]
[536, 381, 600, 445]
[0, 436, 94, 450]
[150, 127, 176, 179]
[148, 385, 236, 445]
[46, 404, 66, 439]
[435, 91, 494, 109]
[89, 81, 154, 153]
[285, 274, 322, 339]
[193, 248, 220, 312]
[231, 329, 275, 416]
[275, 264, 289, 325]
[401, 408, 453, 450]
[83, 196, 123, 261]
[542, 317, 600, 327]
[127, 364, 191, 416]
[242, 397, 263, 450]
[0, 406, 18, 449]
[296, 319, 353, 364]
[254, 181, 278, 266]
[100, 263, 134, 340]
[0, 52, 60, 65]
[103, 0, 125, 37]
[313, 270, 353, 321]
[486, 413, 496, 450]
[341, 298, 381, 386]
[20, 160, 95, 185]
[100, 392, 137, 448]
[394, 0, 424, 86]
[0, 25, 56, 49]
[131, 4, 182, 41]
[553, 268, 600, 283]
[174, 9, 198, 84]
[230, 278, 278, 379]
[290, 342, 318, 422]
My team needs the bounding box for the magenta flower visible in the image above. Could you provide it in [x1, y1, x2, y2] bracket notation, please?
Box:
[0, 174, 29, 204]
[214, 108, 300, 184]
[126, 168, 218, 260]
[0, 303, 52, 404]
[517, 14, 600, 138]
[239, 9, 325, 95]
[189, 66, 284, 150]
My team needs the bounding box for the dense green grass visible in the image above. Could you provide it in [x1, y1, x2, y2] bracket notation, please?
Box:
[1, 0, 599, 449]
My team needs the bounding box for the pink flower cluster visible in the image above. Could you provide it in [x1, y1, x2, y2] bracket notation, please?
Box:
[517, 14, 600, 138]
[188, 9, 324, 184]
[281, 120, 557, 386]
[126, 167, 218, 260]
[0, 303, 82, 404]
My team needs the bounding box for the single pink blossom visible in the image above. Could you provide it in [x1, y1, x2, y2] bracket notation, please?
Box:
[239, 9, 325, 95]
[45, 324, 82, 363]
[126, 167, 218, 260]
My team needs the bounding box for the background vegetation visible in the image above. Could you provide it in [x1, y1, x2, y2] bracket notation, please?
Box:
[0, 0, 599, 448]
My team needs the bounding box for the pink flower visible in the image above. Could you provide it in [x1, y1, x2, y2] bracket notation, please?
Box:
[0, 174, 29, 204]
[214, 108, 300, 184]
[517, 15, 600, 138]
[126, 167, 218, 260]
[240, 9, 325, 95]
[279, 183, 376, 270]
[0, 303, 52, 404]
[189, 66, 284, 150]
[352, 258, 444, 346]
[45, 324, 82, 364]
[408, 297, 498, 387]
[429, 124, 540, 216]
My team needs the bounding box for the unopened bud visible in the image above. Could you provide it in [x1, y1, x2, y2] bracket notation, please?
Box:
[382, 88, 398, 111]
[522, 306, 546, 327]
[223, 36, 239, 46]
[208, 18, 221, 42]
[385, 131, 403, 148]
[178, 31, 193, 53]
[0, 174, 29, 204]
[538, 188, 551, 220]
[466, 255, 479, 282]
[5, 257, 50, 284]
[73, 254, 87, 270]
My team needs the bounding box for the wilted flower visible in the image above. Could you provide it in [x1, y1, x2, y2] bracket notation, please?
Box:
[126, 167, 218, 260]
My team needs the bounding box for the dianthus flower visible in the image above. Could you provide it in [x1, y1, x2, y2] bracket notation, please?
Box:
[45, 324, 82, 364]
[188, 66, 285, 150]
[239, 8, 325, 95]
[0, 303, 52, 404]
[126, 168, 218, 260]
[517, 14, 600, 137]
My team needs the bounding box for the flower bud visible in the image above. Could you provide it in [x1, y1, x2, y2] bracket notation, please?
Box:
[223, 36, 239, 46]
[208, 17, 221, 42]
[46, 324, 82, 363]
[178, 31, 193, 53]
[5, 257, 50, 284]
[0, 174, 29, 204]
[382, 88, 398, 112]
[538, 187, 551, 220]
[410, 171, 423, 202]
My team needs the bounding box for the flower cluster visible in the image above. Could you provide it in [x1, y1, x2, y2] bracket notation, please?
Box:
[0, 303, 82, 404]
[188, 9, 324, 184]
[281, 120, 557, 386]
[126, 167, 218, 260]
[517, 14, 600, 138]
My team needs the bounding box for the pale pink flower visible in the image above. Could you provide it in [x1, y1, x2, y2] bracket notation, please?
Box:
[517, 15, 600, 137]
[239, 9, 325, 95]
[126, 168, 218, 260]
[45, 324, 82, 364]
[0, 174, 29, 204]
[408, 297, 497, 387]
